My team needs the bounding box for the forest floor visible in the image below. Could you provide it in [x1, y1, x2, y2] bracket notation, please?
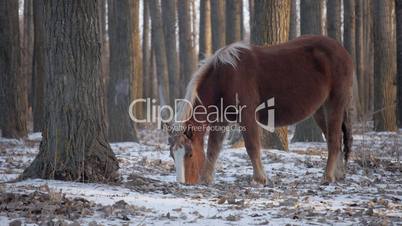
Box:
[0, 127, 402, 226]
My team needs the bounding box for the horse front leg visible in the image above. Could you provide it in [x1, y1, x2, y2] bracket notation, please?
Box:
[240, 116, 267, 185]
[200, 128, 226, 184]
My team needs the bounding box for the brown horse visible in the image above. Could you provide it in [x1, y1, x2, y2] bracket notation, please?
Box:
[168, 35, 353, 185]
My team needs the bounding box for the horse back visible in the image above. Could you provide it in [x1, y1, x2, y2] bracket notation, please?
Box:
[220, 35, 354, 126]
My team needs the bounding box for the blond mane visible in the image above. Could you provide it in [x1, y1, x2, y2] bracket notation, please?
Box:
[174, 42, 250, 126]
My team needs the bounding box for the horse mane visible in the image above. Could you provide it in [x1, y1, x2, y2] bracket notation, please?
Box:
[175, 42, 250, 126]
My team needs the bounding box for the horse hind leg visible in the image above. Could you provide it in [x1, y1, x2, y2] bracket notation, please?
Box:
[324, 103, 346, 183]
[200, 128, 226, 184]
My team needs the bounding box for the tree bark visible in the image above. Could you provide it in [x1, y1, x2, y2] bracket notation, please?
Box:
[326, 0, 342, 43]
[289, 0, 298, 40]
[161, 0, 179, 103]
[22, 0, 119, 182]
[355, 0, 365, 116]
[149, 0, 170, 105]
[373, 0, 397, 131]
[107, 0, 138, 141]
[99, 0, 108, 86]
[364, 0, 374, 116]
[0, 0, 28, 138]
[131, 0, 143, 119]
[251, 0, 291, 151]
[249, 0, 255, 34]
[397, 0, 402, 128]
[211, 0, 226, 51]
[142, 0, 152, 100]
[293, 0, 324, 142]
[23, 0, 34, 109]
[199, 0, 212, 60]
[225, 0, 242, 44]
[344, 0, 361, 120]
[178, 0, 197, 91]
[32, 0, 45, 133]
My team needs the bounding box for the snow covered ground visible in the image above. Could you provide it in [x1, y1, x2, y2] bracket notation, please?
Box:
[0, 128, 401, 225]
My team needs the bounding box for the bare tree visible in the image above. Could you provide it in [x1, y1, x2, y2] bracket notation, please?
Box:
[23, 0, 34, 108]
[226, 0, 242, 44]
[149, 0, 170, 105]
[32, 0, 45, 132]
[107, 0, 138, 141]
[161, 0, 179, 103]
[178, 0, 197, 90]
[289, 0, 298, 40]
[363, 0, 374, 116]
[131, 0, 143, 118]
[355, 0, 365, 115]
[327, 0, 342, 42]
[22, 0, 118, 182]
[344, 0, 362, 120]
[0, 0, 28, 138]
[199, 0, 212, 60]
[142, 0, 151, 100]
[397, 0, 402, 127]
[292, 0, 324, 142]
[373, 0, 397, 131]
[211, 0, 226, 51]
[251, 0, 291, 150]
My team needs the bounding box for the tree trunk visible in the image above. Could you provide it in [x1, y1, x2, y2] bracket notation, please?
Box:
[289, 0, 298, 40]
[249, 0, 255, 34]
[161, 0, 179, 103]
[364, 0, 374, 116]
[293, 0, 324, 142]
[199, 0, 212, 60]
[344, 0, 356, 63]
[355, 0, 365, 116]
[32, 0, 45, 133]
[142, 0, 151, 100]
[191, 0, 198, 49]
[149, 0, 170, 105]
[326, 0, 342, 42]
[211, 0, 225, 51]
[22, 0, 119, 182]
[107, 0, 138, 141]
[300, 0, 323, 35]
[397, 0, 402, 128]
[99, 0, 108, 85]
[130, 0, 143, 119]
[178, 0, 197, 91]
[373, 0, 397, 131]
[23, 0, 34, 109]
[344, 0, 362, 120]
[225, 0, 242, 44]
[251, 0, 291, 151]
[99, 0, 109, 133]
[0, 0, 28, 138]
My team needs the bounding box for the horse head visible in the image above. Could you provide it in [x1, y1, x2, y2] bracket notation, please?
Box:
[166, 122, 205, 184]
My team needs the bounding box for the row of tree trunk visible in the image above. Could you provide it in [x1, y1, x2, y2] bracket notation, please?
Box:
[0, 0, 401, 182]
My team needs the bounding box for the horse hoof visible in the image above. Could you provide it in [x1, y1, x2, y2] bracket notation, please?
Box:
[334, 170, 345, 181]
[322, 172, 336, 184]
[252, 173, 268, 185]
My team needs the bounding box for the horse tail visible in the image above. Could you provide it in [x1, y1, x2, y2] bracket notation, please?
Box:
[342, 109, 353, 162]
